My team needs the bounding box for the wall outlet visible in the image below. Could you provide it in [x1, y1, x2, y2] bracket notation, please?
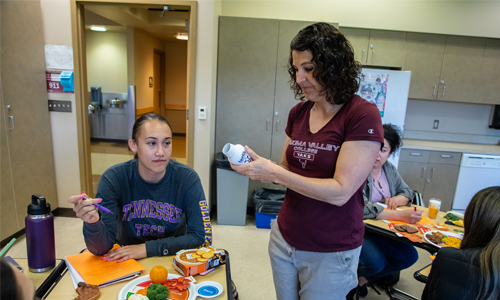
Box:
[433, 119, 439, 129]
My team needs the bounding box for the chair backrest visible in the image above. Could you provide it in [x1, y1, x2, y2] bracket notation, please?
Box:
[413, 191, 424, 207]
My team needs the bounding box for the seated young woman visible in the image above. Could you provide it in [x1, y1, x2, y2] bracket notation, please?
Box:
[422, 186, 500, 300]
[353, 124, 423, 297]
[68, 113, 212, 262]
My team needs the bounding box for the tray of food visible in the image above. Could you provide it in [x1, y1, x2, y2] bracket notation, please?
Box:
[424, 230, 463, 248]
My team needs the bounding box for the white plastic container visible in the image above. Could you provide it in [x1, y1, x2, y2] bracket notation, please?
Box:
[222, 143, 251, 165]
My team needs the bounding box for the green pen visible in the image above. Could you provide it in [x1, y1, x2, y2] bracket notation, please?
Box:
[0, 238, 17, 258]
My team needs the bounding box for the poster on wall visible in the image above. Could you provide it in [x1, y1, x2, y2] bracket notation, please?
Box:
[46, 70, 74, 93]
[357, 73, 389, 117]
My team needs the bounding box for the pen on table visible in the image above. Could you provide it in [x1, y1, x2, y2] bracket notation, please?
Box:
[80, 194, 113, 214]
[0, 238, 17, 258]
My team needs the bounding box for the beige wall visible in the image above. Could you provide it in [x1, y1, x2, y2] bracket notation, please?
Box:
[164, 40, 188, 134]
[40, 0, 80, 208]
[134, 28, 165, 110]
[221, 0, 500, 39]
[86, 30, 128, 93]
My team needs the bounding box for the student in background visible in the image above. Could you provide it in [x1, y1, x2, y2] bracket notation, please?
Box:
[422, 186, 500, 300]
[352, 124, 422, 298]
[68, 113, 211, 262]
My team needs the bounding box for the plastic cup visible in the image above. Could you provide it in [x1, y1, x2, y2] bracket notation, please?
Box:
[428, 198, 441, 219]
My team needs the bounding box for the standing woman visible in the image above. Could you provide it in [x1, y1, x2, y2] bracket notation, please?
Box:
[232, 23, 384, 299]
[422, 186, 500, 300]
[69, 113, 211, 262]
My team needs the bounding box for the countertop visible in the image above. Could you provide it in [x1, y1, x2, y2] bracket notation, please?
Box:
[402, 139, 500, 156]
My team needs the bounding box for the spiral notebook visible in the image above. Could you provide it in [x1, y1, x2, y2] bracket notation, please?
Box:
[65, 244, 145, 288]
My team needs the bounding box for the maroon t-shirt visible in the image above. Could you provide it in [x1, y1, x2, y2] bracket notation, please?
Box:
[278, 95, 384, 252]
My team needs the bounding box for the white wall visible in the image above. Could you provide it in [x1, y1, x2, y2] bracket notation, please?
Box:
[86, 30, 128, 93]
[221, 0, 500, 39]
[404, 100, 500, 144]
[40, 0, 80, 208]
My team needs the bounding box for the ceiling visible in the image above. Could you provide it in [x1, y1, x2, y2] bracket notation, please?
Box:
[84, 4, 190, 41]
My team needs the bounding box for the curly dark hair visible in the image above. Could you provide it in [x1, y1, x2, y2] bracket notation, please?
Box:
[288, 22, 362, 105]
[383, 124, 403, 155]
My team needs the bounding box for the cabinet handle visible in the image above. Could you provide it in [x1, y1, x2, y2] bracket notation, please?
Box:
[440, 155, 452, 158]
[433, 85, 437, 97]
[421, 167, 426, 178]
[8, 116, 14, 130]
[266, 120, 269, 131]
[442, 85, 446, 96]
[276, 120, 279, 131]
[371, 49, 375, 62]
[362, 49, 365, 61]
[410, 153, 421, 156]
[430, 167, 435, 178]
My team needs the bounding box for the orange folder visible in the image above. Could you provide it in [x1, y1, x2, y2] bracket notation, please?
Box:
[65, 244, 145, 286]
[388, 214, 435, 225]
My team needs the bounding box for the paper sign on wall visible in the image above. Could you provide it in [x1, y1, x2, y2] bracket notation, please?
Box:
[46, 70, 74, 93]
[45, 45, 74, 70]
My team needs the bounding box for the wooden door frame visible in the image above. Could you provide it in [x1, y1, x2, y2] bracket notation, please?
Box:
[153, 49, 166, 115]
[70, 0, 197, 195]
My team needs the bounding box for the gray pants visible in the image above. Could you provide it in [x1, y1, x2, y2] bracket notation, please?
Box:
[268, 219, 360, 300]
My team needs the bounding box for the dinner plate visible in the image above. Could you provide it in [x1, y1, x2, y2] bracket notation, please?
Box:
[424, 230, 463, 248]
[118, 274, 196, 300]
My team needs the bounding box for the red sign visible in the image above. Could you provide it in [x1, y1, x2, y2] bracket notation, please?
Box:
[46, 70, 73, 93]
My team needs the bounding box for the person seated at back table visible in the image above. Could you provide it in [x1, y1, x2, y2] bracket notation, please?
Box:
[68, 113, 212, 262]
[422, 186, 500, 300]
[349, 124, 423, 298]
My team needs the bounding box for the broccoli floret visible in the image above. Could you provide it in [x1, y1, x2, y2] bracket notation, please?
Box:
[146, 283, 169, 300]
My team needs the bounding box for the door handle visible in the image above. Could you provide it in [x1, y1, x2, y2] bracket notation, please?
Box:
[8, 116, 14, 130]
[421, 167, 426, 178]
[276, 120, 279, 131]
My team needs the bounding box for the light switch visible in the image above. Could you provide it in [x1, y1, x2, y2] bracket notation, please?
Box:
[198, 106, 207, 120]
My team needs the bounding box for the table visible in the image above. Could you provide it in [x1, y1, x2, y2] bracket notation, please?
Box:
[42, 250, 232, 300]
[364, 205, 463, 254]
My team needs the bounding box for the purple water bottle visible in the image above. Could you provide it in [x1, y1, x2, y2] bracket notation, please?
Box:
[25, 194, 56, 273]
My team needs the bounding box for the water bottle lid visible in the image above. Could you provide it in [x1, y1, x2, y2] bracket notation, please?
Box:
[27, 194, 51, 215]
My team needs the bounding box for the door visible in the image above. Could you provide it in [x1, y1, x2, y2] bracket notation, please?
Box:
[341, 28, 370, 64]
[438, 36, 486, 103]
[422, 164, 460, 211]
[215, 17, 279, 158]
[398, 162, 428, 195]
[403, 32, 446, 100]
[270, 20, 315, 164]
[153, 51, 164, 114]
[366, 30, 407, 68]
[1, 0, 58, 231]
[476, 39, 500, 104]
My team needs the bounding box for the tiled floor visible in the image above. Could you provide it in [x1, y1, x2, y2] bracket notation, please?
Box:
[8, 215, 431, 300]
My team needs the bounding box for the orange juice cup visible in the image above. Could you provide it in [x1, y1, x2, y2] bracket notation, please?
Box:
[428, 198, 441, 219]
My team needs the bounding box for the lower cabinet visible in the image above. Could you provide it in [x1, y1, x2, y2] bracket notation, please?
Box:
[398, 149, 461, 212]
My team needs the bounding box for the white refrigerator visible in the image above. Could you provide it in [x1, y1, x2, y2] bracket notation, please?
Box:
[356, 68, 412, 167]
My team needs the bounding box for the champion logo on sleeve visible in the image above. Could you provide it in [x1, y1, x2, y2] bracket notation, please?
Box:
[368, 129, 374, 134]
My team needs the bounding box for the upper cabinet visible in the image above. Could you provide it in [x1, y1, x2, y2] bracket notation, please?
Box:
[404, 34, 487, 103]
[341, 28, 407, 68]
[403, 33, 446, 100]
[476, 39, 500, 105]
[438, 36, 486, 103]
